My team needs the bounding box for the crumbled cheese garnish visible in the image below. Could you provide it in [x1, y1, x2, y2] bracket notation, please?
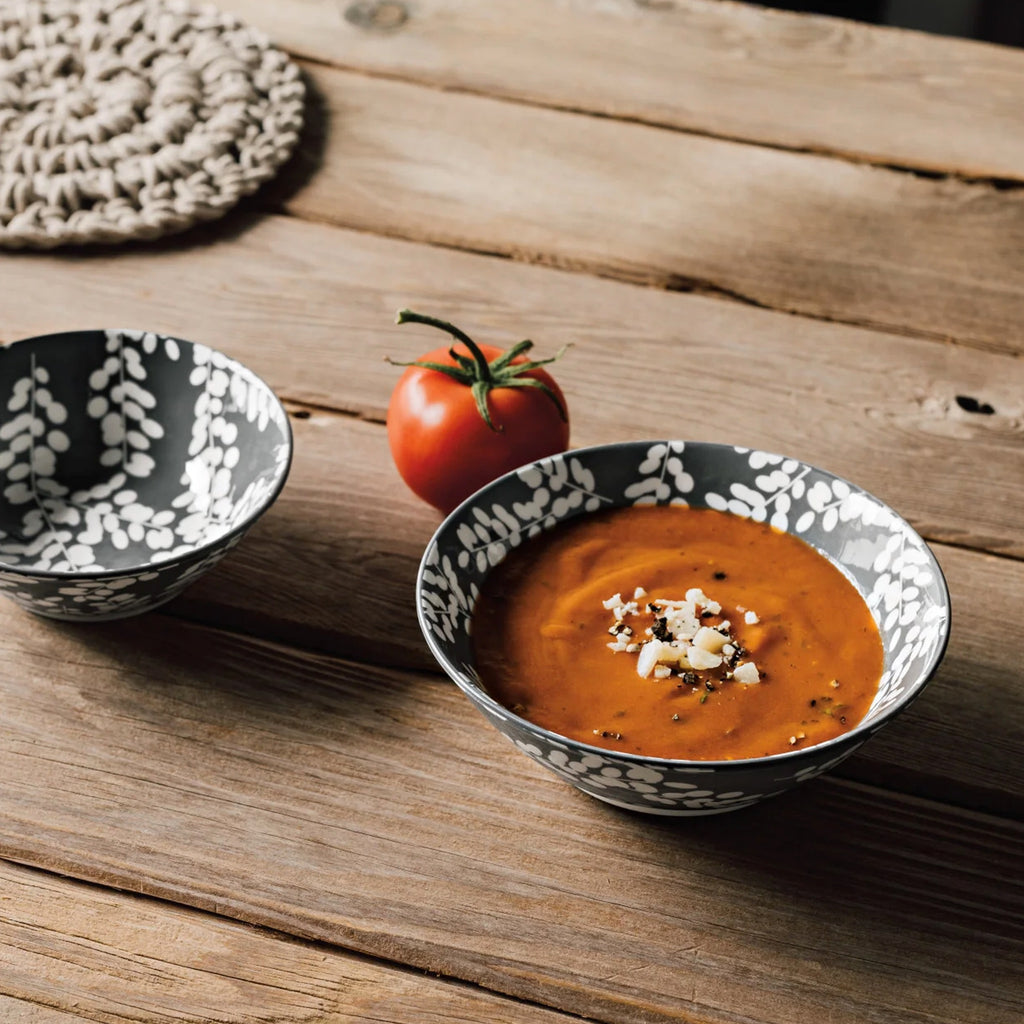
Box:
[603, 584, 762, 688]
[687, 646, 723, 671]
[744, 610, 759, 625]
[684, 588, 721, 614]
[693, 626, 728, 654]
[636, 639, 669, 678]
[733, 662, 760, 685]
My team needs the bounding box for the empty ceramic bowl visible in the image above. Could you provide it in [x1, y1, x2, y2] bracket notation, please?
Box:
[416, 441, 951, 815]
[0, 329, 292, 619]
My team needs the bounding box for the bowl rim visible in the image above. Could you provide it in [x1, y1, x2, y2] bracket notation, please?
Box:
[416, 439, 952, 772]
[0, 328, 294, 580]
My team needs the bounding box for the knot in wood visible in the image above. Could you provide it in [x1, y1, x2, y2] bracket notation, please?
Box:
[343, 0, 409, 32]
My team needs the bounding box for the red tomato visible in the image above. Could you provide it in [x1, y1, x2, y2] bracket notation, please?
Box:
[387, 316, 570, 515]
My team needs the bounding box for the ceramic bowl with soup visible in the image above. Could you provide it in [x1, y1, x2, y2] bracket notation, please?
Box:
[416, 441, 950, 815]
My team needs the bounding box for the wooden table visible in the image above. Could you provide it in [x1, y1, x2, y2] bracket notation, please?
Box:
[2, 2, 1022, 1021]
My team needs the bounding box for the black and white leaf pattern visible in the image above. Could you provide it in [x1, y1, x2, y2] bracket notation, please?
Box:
[0, 355, 80, 570]
[704, 451, 811, 531]
[0, 330, 291, 620]
[169, 341, 290, 559]
[421, 454, 609, 646]
[89, 330, 163, 478]
[624, 441, 694, 505]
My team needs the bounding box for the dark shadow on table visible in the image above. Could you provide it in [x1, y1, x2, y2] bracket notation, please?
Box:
[591, 773, 1022, 990]
[759, 0, 1024, 47]
[48, 593, 433, 737]
[834, 649, 1024, 821]
[163, 504, 436, 675]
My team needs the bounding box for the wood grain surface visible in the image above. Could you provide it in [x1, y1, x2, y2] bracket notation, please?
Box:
[2, 1, 1023, 1021]
[175, 457, 1024, 820]
[3, 219, 1021, 818]
[224, 0, 1024, 182]
[3, 218, 1022, 561]
[0, 610, 1020, 1024]
[0, 996, 87, 1023]
[264, 65, 1024, 352]
[0, 860, 580, 1024]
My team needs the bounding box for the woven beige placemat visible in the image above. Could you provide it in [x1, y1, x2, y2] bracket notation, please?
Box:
[0, 0, 305, 248]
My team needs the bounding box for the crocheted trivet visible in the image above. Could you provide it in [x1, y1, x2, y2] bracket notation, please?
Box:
[0, 0, 305, 248]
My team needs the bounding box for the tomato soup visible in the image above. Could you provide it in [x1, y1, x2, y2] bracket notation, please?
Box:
[472, 506, 883, 760]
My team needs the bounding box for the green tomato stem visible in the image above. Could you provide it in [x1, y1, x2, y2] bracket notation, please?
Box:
[396, 309, 493, 382]
[392, 309, 569, 432]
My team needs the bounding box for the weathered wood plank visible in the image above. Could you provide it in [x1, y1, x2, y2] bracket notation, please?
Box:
[37, 383, 999, 817]
[0, 860, 576, 1024]
[223, 0, 1024, 182]
[266, 65, 1024, 352]
[171, 428, 1024, 818]
[0, 996, 85, 1023]
[1, 220, 1020, 812]
[0, 613, 1020, 1024]
[2, 217, 1022, 561]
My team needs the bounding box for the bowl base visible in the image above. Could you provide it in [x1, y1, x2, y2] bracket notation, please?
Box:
[586, 789, 763, 816]
[24, 592, 179, 622]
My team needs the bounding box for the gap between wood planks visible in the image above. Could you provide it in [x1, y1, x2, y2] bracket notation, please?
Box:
[265, 206, 1021, 364]
[293, 51, 1024, 195]
[277, 397, 1024, 569]
[0, 734, 1019, 1024]
[0, 857, 598, 1024]
[284, 396, 386, 426]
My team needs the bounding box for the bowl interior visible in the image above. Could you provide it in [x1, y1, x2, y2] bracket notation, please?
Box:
[418, 441, 951, 760]
[0, 330, 291, 574]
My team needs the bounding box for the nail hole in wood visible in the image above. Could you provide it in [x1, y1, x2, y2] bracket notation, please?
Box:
[955, 395, 995, 415]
